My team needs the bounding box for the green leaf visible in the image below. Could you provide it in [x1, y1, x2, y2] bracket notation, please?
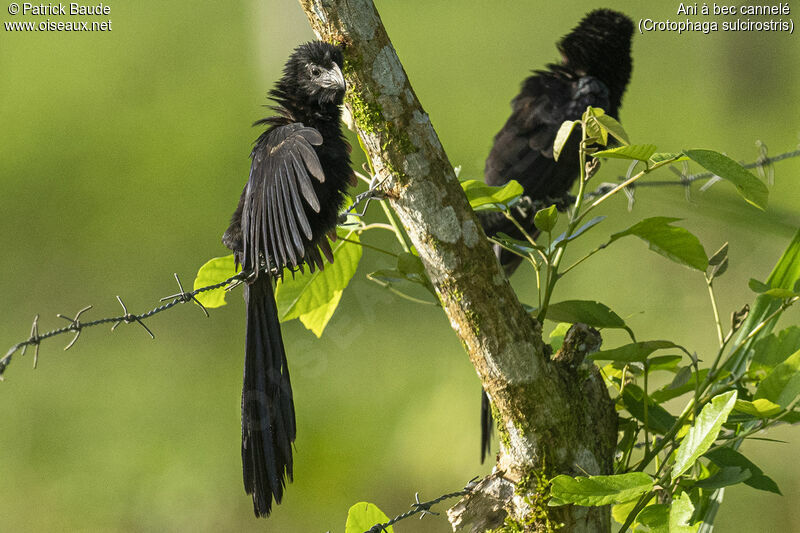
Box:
[755, 349, 800, 408]
[550, 216, 605, 250]
[694, 466, 752, 489]
[553, 120, 577, 162]
[397, 251, 425, 276]
[549, 322, 572, 353]
[651, 369, 709, 403]
[613, 500, 645, 529]
[649, 355, 684, 372]
[593, 113, 631, 145]
[763, 287, 797, 299]
[583, 107, 609, 146]
[684, 149, 769, 210]
[534, 204, 558, 232]
[592, 144, 656, 161]
[275, 229, 362, 336]
[461, 179, 523, 210]
[610, 217, 708, 271]
[705, 447, 782, 494]
[669, 492, 699, 532]
[637, 504, 669, 533]
[193, 255, 239, 308]
[367, 269, 407, 284]
[734, 398, 782, 418]
[494, 233, 540, 257]
[299, 290, 342, 338]
[649, 152, 689, 164]
[549, 472, 653, 507]
[748, 278, 770, 293]
[708, 243, 730, 280]
[589, 340, 679, 363]
[673, 390, 738, 478]
[751, 326, 800, 372]
[545, 300, 626, 329]
[621, 386, 677, 434]
[345, 502, 394, 533]
[708, 243, 728, 266]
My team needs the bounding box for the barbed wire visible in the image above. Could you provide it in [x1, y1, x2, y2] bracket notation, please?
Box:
[4, 146, 797, 379]
[585, 145, 800, 201]
[0, 270, 249, 379]
[364, 477, 478, 533]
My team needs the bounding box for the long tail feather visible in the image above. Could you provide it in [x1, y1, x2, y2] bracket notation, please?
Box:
[241, 275, 296, 517]
[480, 389, 493, 464]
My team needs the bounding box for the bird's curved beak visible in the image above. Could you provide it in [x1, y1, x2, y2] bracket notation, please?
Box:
[322, 63, 346, 91]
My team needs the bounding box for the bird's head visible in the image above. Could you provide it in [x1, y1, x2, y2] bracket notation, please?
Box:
[558, 9, 634, 102]
[281, 41, 346, 107]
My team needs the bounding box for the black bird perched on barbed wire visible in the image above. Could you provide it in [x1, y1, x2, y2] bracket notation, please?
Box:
[478, 9, 634, 463]
[222, 41, 355, 517]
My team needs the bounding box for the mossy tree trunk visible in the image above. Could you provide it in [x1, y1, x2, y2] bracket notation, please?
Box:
[296, 1, 617, 531]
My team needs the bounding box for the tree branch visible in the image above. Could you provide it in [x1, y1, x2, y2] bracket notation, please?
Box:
[297, 1, 616, 531]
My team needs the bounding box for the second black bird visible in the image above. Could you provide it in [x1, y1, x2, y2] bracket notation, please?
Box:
[478, 9, 634, 463]
[222, 41, 355, 516]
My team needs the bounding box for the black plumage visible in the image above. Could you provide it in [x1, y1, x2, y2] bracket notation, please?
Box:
[222, 41, 354, 517]
[479, 9, 634, 464]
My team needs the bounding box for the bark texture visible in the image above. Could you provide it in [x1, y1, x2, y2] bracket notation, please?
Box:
[296, 1, 617, 531]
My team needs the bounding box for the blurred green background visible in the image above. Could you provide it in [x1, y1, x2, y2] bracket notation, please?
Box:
[2, 1, 799, 531]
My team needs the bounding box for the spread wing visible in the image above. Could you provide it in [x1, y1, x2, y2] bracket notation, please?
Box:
[485, 69, 610, 201]
[241, 123, 326, 274]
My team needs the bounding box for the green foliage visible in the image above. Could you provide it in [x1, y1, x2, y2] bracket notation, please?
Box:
[684, 149, 769, 210]
[192, 228, 362, 338]
[460, 179, 523, 211]
[192, 255, 239, 308]
[754, 349, 800, 408]
[704, 447, 781, 494]
[487, 107, 798, 533]
[345, 502, 393, 533]
[534, 204, 559, 232]
[669, 492, 700, 533]
[334, 104, 795, 532]
[593, 144, 656, 161]
[589, 340, 681, 363]
[673, 391, 737, 477]
[609, 217, 708, 271]
[549, 472, 653, 507]
[544, 300, 626, 329]
[275, 229, 362, 337]
[553, 120, 577, 161]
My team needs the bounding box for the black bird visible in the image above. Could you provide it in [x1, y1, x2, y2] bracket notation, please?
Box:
[478, 9, 634, 463]
[222, 41, 354, 516]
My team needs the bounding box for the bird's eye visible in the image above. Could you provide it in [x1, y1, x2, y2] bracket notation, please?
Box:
[310, 66, 321, 77]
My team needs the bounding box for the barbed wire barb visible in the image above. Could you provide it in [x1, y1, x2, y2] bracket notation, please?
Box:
[21, 314, 40, 369]
[56, 305, 93, 351]
[159, 273, 210, 317]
